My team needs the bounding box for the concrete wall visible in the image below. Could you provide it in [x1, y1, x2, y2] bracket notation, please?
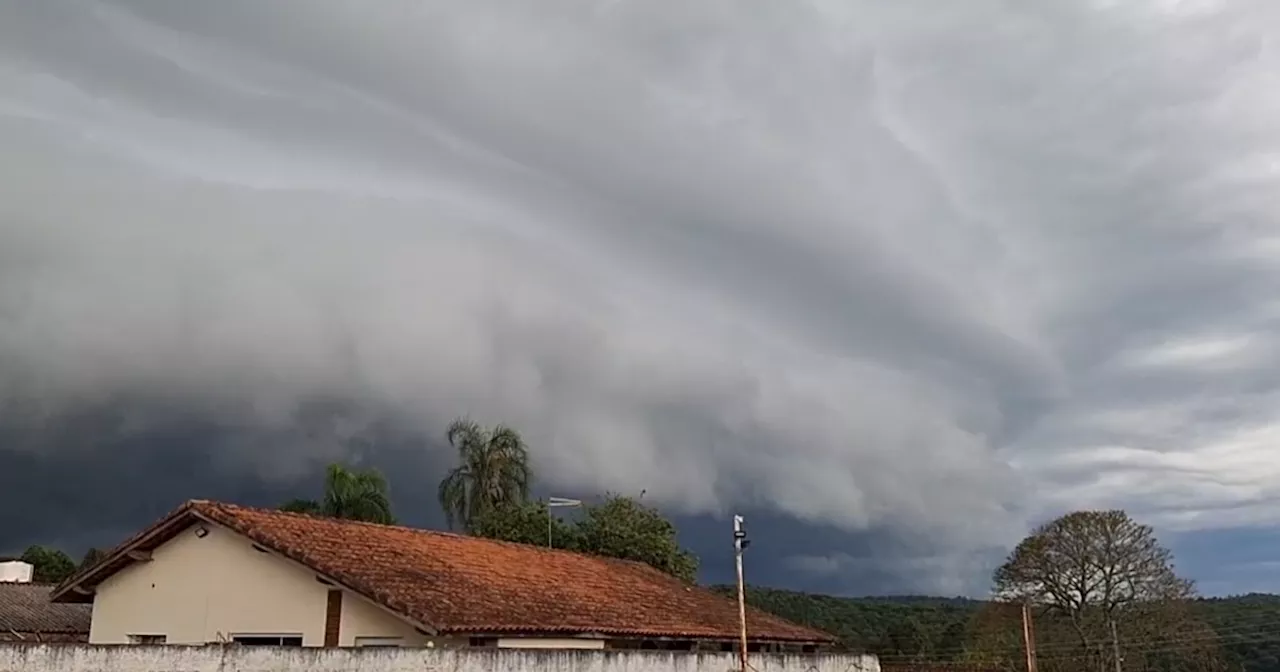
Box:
[88, 522, 425, 647]
[0, 644, 880, 672]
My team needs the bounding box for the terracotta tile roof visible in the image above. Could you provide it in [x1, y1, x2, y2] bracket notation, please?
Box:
[0, 583, 91, 640]
[54, 500, 834, 643]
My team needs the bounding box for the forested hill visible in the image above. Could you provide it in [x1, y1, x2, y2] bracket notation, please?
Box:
[713, 586, 1280, 672]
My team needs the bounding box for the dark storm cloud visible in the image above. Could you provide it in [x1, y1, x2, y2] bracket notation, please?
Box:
[2, 0, 1280, 594]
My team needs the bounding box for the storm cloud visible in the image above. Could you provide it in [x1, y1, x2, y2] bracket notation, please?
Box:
[2, 0, 1279, 594]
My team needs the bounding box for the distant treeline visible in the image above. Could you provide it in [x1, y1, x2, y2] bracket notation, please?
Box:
[715, 586, 1280, 672]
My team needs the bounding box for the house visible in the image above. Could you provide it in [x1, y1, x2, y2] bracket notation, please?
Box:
[0, 562, 91, 643]
[51, 500, 835, 650]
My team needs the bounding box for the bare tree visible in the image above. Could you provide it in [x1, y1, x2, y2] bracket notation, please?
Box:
[989, 510, 1223, 672]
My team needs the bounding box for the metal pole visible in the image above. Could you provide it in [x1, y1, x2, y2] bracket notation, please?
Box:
[734, 515, 748, 672]
[546, 497, 581, 549]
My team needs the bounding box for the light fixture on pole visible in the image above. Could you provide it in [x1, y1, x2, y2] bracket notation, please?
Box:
[547, 497, 582, 547]
[733, 514, 750, 672]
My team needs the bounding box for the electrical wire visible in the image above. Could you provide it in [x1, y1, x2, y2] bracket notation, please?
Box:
[838, 609, 1280, 663]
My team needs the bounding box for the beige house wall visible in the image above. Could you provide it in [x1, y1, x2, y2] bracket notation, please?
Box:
[87, 522, 427, 647]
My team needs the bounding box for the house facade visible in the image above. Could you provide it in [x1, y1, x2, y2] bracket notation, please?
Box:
[77, 522, 426, 647]
[51, 500, 834, 651]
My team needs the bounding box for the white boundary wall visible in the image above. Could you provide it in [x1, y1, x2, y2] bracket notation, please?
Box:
[0, 645, 879, 672]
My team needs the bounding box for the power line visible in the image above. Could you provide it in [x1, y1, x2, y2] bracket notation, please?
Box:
[870, 619, 1280, 662]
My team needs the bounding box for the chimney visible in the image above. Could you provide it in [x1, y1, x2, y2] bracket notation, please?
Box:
[0, 561, 34, 583]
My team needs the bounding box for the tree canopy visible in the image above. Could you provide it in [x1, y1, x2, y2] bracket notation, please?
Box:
[469, 500, 574, 547]
[437, 417, 532, 531]
[993, 510, 1193, 610]
[978, 510, 1222, 672]
[20, 545, 76, 584]
[573, 494, 698, 582]
[78, 547, 105, 569]
[435, 416, 697, 580]
[469, 494, 698, 582]
[717, 587, 1277, 672]
[278, 463, 395, 524]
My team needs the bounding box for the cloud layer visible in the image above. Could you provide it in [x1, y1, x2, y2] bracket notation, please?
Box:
[2, 0, 1279, 592]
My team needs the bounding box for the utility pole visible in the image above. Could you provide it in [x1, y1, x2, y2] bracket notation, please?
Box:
[1021, 601, 1038, 672]
[1110, 619, 1122, 672]
[733, 515, 750, 672]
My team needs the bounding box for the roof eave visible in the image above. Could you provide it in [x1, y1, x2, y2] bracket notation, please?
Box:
[437, 626, 834, 644]
[49, 503, 202, 604]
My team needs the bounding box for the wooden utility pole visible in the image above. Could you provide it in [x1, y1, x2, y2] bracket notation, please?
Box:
[1021, 602, 1038, 672]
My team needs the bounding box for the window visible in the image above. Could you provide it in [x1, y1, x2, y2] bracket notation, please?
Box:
[127, 634, 167, 645]
[231, 635, 303, 646]
[355, 637, 404, 647]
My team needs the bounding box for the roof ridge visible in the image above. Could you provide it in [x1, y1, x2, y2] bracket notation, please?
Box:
[198, 499, 470, 538]
[195, 499, 678, 571]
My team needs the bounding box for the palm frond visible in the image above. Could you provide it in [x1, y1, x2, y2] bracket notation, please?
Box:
[437, 466, 470, 530]
[438, 418, 534, 533]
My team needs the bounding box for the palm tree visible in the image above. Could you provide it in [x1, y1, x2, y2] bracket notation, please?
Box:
[278, 463, 395, 524]
[437, 417, 532, 531]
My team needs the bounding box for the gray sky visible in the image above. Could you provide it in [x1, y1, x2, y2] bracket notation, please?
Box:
[2, 0, 1280, 595]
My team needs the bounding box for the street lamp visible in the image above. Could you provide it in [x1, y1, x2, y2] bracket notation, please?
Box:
[546, 497, 581, 547]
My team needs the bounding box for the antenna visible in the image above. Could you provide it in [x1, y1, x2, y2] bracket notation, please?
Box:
[546, 497, 582, 547]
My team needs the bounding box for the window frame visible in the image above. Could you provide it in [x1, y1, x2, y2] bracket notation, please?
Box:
[354, 636, 405, 648]
[229, 634, 304, 647]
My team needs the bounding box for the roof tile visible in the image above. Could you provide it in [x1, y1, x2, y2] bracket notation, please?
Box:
[0, 583, 91, 636]
[195, 502, 832, 642]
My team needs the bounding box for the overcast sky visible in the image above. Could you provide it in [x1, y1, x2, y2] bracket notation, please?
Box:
[2, 0, 1280, 597]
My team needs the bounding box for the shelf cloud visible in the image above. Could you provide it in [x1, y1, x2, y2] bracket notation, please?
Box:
[2, 0, 1278, 593]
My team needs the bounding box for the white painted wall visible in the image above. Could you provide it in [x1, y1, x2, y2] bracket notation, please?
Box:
[0, 561, 33, 583]
[0, 645, 880, 672]
[87, 523, 425, 647]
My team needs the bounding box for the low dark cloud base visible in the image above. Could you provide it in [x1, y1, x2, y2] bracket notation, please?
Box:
[0, 405, 998, 596]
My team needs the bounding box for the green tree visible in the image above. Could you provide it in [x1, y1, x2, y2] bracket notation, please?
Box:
[78, 547, 105, 569]
[437, 417, 532, 531]
[278, 463, 395, 524]
[574, 494, 698, 582]
[469, 494, 698, 582]
[20, 545, 76, 584]
[469, 500, 581, 548]
[700, 585, 1280, 672]
[279, 498, 322, 515]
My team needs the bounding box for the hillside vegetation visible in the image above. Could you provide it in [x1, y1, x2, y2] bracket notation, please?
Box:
[716, 586, 1280, 672]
